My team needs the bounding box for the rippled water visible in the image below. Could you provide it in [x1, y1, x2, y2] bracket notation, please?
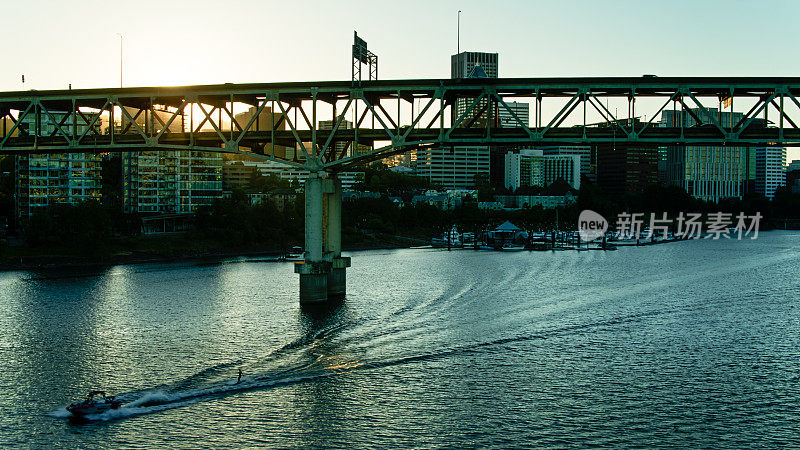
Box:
[1, 232, 799, 447]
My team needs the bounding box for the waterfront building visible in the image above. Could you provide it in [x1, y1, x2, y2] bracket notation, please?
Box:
[494, 192, 577, 210]
[14, 111, 102, 218]
[1, 117, 16, 137]
[123, 150, 223, 214]
[415, 146, 490, 189]
[222, 160, 258, 190]
[596, 145, 660, 195]
[660, 109, 746, 202]
[223, 156, 363, 191]
[540, 146, 591, 178]
[754, 147, 786, 199]
[410, 189, 476, 210]
[504, 149, 580, 191]
[504, 149, 543, 190]
[234, 106, 284, 133]
[543, 155, 581, 190]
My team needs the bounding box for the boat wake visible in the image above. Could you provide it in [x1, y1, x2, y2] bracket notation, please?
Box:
[50, 369, 332, 421]
[50, 290, 680, 422]
[50, 327, 551, 422]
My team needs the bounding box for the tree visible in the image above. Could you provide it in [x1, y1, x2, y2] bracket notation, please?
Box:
[473, 173, 493, 202]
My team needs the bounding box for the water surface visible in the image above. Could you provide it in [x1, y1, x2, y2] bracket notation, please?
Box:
[1, 232, 799, 447]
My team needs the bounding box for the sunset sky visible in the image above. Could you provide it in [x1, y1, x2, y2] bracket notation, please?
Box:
[3, 0, 799, 89]
[3, 0, 799, 159]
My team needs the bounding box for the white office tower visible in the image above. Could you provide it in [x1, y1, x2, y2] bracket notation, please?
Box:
[416, 146, 490, 189]
[755, 147, 786, 199]
[540, 146, 591, 178]
[504, 149, 580, 191]
[505, 149, 543, 190]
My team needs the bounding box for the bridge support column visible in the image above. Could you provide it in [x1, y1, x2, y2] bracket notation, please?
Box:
[294, 172, 350, 303]
[325, 176, 350, 297]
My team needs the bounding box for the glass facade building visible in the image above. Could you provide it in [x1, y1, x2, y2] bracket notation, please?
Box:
[123, 150, 223, 214]
[15, 112, 102, 217]
[660, 109, 746, 202]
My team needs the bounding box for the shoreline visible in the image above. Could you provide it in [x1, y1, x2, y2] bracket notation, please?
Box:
[2, 230, 793, 271]
[0, 235, 428, 271]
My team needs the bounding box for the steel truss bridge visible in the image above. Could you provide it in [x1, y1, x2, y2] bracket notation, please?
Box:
[2, 77, 800, 171]
[3, 77, 799, 302]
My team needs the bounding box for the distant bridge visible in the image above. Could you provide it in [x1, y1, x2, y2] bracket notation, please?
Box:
[2, 77, 798, 302]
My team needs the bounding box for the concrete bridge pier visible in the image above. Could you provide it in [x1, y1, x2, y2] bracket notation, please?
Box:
[325, 176, 349, 297]
[295, 172, 350, 303]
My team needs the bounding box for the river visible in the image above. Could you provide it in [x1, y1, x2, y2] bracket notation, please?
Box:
[1, 232, 799, 447]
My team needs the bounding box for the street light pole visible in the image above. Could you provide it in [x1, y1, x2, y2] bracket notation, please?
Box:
[457, 10, 461, 56]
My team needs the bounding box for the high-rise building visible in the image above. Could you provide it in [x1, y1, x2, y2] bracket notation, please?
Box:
[596, 146, 660, 195]
[123, 150, 223, 214]
[443, 52, 499, 190]
[540, 146, 591, 178]
[787, 160, 800, 194]
[504, 149, 580, 191]
[15, 111, 102, 218]
[660, 109, 746, 202]
[318, 116, 370, 159]
[542, 155, 580, 190]
[505, 150, 543, 190]
[233, 107, 297, 160]
[416, 146, 490, 189]
[498, 102, 530, 128]
[451, 51, 498, 129]
[451, 51, 498, 79]
[754, 147, 786, 199]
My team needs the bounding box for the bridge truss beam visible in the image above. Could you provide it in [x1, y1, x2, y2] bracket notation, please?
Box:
[2, 77, 800, 173]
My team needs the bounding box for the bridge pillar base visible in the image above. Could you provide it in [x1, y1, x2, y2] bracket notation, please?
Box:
[295, 261, 331, 303]
[327, 257, 351, 297]
[297, 173, 349, 303]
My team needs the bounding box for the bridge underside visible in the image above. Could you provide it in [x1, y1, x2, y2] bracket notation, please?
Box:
[3, 76, 800, 301]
